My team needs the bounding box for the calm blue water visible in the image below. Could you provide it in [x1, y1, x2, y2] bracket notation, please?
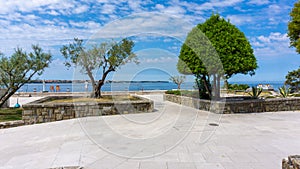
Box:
[18, 81, 285, 92]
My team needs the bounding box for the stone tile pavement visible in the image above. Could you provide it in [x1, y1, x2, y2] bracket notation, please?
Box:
[0, 94, 300, 169]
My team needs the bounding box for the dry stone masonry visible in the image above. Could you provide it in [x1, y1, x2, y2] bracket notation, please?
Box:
[164, 94, 300, 114]
[282, 155, 300, 169]
[22, 95, 153, 125]
[0, 120, 24, 129]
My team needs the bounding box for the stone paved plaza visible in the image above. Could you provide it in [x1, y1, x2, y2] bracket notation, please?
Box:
[1, 94, 300, 169]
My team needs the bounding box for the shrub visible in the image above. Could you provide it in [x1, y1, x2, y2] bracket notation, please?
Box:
[165, 90, 181, 95]
[279, 86, 291, 98]
[228, 83, 250, 91]
[248, 86, 262, 99]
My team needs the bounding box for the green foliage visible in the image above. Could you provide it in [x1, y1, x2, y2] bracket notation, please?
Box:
[285, 67, 300, 92]
[177, 14, 257, 99]
[198, 14, 258, 78]
[165, 90, 181, 95]
[165, 90, 200, 98]
[227, 83, 250, 91]
[0, 108, 22, 122]
[169, 75, 186, 89]
[248, 86, 262, 99]
[0, 45, 52, 107]
[279, 86, 291, 98]
[288, 1, 300, 54]
[61, 38, 137, 98]
[292, 93, 300, 97]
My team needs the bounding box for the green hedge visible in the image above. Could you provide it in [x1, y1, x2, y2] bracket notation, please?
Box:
[228, 84, 249, 90]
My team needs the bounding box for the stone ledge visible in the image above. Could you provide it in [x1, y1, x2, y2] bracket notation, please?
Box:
[164, 94, 300, 114]
[0, 120, 25, 129]
[49, 166, 84, 169]
[22, 95, 154, 125]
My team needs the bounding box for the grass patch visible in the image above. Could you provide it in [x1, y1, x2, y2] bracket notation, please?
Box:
[165, 90, 200, 98]
[227, 90, 272, 97]
[0, 108, 22, 122]
[47, 95, 141, 103]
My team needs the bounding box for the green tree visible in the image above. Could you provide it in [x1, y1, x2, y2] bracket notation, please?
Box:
[178, 14, 257, 99]
[285, 67, 300, 92]
[288, 0, 300, 54]
[61, 38, 137, 98]
[0, 45, 52, 107]
[169, 75, 186, 89]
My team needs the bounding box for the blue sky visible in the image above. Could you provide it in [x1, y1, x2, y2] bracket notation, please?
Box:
[0, 0, 299, 82]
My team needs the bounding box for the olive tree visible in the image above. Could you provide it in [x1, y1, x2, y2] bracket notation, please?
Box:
[61, 38, 137, 98]
[169, 75, 186, 89]
[0, 45, 52, 107]
[178, 14, 257, 99]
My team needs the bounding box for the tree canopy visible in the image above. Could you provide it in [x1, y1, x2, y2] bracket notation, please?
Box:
[0, 45, 52, 107]
[285, 67, 300, 92]
[61, 38, 137, 98]
[178, 14, 257, 99]
[288, 0, 300, 54]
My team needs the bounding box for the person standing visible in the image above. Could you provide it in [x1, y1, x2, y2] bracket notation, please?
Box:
[56, 85, 60, 92]
[84, 80, 89, 92]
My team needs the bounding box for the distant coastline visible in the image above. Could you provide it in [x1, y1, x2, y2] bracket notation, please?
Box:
[28, 80, 171, 84]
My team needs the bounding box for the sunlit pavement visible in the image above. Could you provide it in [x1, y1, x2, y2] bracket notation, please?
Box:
[1, 94, 300, 169]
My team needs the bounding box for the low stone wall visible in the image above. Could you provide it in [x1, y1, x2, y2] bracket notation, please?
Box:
[282, 155, 300, 169]
[164, 94, 300, 114]
[22, 95, 153, 125]
[0, 120, 24, 129]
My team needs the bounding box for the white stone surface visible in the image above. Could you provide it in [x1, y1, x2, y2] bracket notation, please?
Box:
[0, 94, 300, 169]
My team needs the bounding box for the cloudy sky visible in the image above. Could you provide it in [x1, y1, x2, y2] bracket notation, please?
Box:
[0, 0, 299, 82]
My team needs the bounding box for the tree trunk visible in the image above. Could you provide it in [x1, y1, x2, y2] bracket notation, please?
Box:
[0, 89, 16, 108]
[86, 69, 96, 97]
[202, 75, 212, 99]
[94, 80, 104, 98]
[93, 68, 114, 98]
[216, 75, 221, 100]
[224, 78, 229, 93]
[212, 74, 217, 99]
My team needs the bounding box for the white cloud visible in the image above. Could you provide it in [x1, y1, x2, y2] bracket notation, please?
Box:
[252, 32, 294, 58]
[248, 0, 270, 5]
[101, 4, 116, 14]
[47, 10, 60, 16]
[267, 4, 282, 14]
[69, 21, 101, 29]
[90, 12, 193, 40]
[0, 0, 90, 16]
[226, 15, 254, 26]
[198, 0, 243, 10]
[155, 4, 165, 10]
[73, 5, 89, 14]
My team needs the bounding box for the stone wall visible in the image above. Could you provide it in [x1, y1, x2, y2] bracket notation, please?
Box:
[164, 94, 300, 114]
[22, 95, 153, 125]
[282, 155, 300, 169]
[0, 120, 24, 129]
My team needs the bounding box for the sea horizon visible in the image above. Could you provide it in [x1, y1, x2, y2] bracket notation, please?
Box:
[17, 80, 285, 93]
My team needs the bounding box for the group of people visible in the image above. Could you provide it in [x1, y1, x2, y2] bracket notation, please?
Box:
[49, 85, 61, 92]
